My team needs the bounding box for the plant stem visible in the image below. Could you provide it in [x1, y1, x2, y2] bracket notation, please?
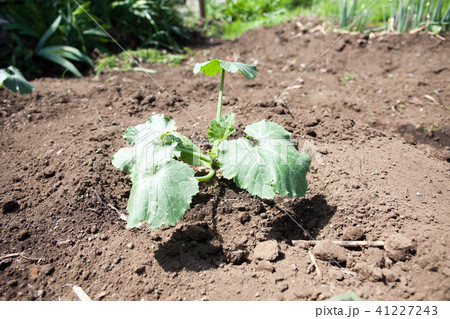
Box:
[196, 169, 216, 182]
[217, 70, 225, 120]
[179, 149, 212, 167]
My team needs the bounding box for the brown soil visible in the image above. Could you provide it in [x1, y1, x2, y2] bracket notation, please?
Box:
[1, 16, 449, 301]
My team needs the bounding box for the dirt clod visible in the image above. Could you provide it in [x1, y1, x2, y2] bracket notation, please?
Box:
[40, 264, 55, 276]
[256, 260, 275, 272]
[312, 240, 347, 266]
[384, 233, 416, 262]
[253, 240, 280, 261]
[342, 226, 365, 241]
[17, 230, 30, 241]
[185, 225, 208, 243]
[134, 265, 146, 275]
[2, 197, 19, 213]
[226, 250, 247, 265]
[328, 268, 344, 281]
[90, 225, 99, 234]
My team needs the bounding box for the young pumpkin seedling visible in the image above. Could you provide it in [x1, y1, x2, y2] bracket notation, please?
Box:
[112, 59, 312, 229]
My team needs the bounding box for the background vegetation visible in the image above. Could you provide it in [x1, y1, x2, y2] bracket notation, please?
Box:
[0, 0, 448, 79]
[0, 0, 188, 77]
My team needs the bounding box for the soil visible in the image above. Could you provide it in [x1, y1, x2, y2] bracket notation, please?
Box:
[1, 16, 449, 301]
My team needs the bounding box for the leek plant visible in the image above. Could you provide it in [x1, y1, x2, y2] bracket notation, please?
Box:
[383, 0, 449, 33]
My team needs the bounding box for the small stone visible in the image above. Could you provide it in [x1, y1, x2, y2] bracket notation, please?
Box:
[256, 260, 275, 272]
[294, 287, 313, 299]
[328, 268, 344, 281]
[90, 225, 99, 234]
[226, 250, 247, 265]
[7, 279, 18, 287]
[185, 225, 208, 243]
[97, 291, 107, 300]
[99, 233, 108, 241]
[253, 240, 280, 261]
[17, 230, 30, 241]
[306, 128, 317, 137]
[40, 264, 55, 276]
[2, 197, 19, 213]
[127, 242, 135, 249]
[32, 290, 45, 299]
[342, 227, 364, 240]
[312, 240, 347, 265]
[384, 233, 416, 262]
[43, 168, 55, 178]
[134, 265, 146, 275]
[278, 282, 289, 292]
[382, 269, 399, 282]
[239, 212, 250, 224]
[304, 118, 320, 127]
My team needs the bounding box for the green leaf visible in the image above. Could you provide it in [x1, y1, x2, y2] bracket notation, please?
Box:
[36, 15, 62, 51]
[0, 66, 36, 94]
[112, 115, 199, 229]
[207, 112, 236, 144]
[193, 59, 257, 80]
[126, 160, 199, 229]
[37, 49, 83, 77]
[219, 120, 311, 199]
[326, 291, 362, 301]
[168, 132, 211, 168]
[124, 114, 177, 145]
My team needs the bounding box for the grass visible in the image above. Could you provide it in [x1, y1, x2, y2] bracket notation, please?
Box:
[221, 6, 306, 39]
[95, 48, 185, 74]
[199, 0, 450, 39]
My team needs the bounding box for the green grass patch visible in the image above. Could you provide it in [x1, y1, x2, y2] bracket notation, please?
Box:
[95, 48, 185, 74]
[221, 6, 306, 39]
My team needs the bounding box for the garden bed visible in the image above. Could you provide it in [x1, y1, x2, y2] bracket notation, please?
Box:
[0, 17, 449, 301]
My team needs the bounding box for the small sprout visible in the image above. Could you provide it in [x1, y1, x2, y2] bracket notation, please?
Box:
[433, 90, 439, 94]
[369, 118, 376, 124]
[330, 105, 335, 109]
[400, 104, 406, 109]
[341, 72, 356, 83]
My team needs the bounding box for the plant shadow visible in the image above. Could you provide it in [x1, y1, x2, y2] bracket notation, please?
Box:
[266, 194, 337, 242]
[154, 223, 224, 272]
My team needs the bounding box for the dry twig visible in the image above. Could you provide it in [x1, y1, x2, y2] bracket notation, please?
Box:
[0, 252, 43, 262]
[73, 285, 92, 301]
[293, 240, 385, 248]
[308, 249, 322, 278]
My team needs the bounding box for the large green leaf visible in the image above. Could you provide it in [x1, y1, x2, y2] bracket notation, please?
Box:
[193, 59, 257, 80]
[0, 66, 36, 94]
[126, 160, 199, 229]
[219, 120, 311, 199]
[112, 115, 199, 229]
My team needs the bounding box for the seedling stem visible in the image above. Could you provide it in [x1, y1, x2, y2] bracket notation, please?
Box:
[217, 71, 225, 120]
